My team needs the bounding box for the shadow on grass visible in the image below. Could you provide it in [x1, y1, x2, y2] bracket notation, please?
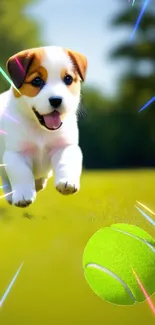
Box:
[0, 206, 13, 221]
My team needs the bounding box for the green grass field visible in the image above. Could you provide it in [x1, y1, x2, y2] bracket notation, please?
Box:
[0, 170, 155, 325]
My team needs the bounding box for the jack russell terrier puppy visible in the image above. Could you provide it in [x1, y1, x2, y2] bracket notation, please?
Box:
[0, 46, 87, 208]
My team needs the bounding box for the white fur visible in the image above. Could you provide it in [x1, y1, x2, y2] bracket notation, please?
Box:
[0, 46, 83, 207]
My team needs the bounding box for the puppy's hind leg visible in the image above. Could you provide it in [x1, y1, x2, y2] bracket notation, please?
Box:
[35, 178, 48, 192]
[35, 171, 52, 192]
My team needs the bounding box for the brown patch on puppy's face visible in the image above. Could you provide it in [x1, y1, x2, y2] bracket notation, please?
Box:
[65, 49, 87, 81]
[14, 66, 48, 98]
[6, 48, 47, 98]
[6, 46, 87, 131]
[60, 68, 81, 96]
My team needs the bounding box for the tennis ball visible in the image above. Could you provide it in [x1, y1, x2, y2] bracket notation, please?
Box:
[83, 223, 155, 305]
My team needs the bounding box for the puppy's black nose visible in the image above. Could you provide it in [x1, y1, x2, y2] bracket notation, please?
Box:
[49, 96, 62, 109]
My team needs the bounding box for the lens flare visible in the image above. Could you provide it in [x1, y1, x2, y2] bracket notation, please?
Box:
[0, 67, 20, 94]
[15, 58, 25, 75]
[0, 191, 14, 200]
[132, 268, 155, 315]
[0, 262, 24, 307]
[0, 67, 14, 87]
[139, 95, 155, 112]
[0, 130, 7, 135]
[0, 66, 21, 124]
[135, 205, 155, 226]
[4, 113, 20, 124]
[130, 0, 150, 41]
[0, 184, 8, 189]
[136, 201, 155, 216]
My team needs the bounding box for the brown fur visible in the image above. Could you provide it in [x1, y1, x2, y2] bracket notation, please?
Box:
[13, 66, 48, 98]
[60, 68, 80, 96]
[66, 49, 87, 81]
[7, 47, 87, 98]
[7, 48, 47, 98]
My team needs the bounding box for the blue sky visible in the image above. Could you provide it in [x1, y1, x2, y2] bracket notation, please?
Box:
[27, 0, 132, 95]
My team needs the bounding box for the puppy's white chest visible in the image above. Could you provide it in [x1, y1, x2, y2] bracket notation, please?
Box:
[19, 140, 51, 179]
[19, 141, 39, 155]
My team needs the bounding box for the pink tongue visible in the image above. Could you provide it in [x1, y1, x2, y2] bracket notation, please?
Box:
[43, 111, 61, 130]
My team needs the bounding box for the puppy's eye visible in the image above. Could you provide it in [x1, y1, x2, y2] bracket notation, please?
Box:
[31, 77, 45, 88]
[63, 74, 73, 86]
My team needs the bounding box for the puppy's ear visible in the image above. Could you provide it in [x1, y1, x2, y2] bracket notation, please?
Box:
[67, 49, 87, 81]
[6, 50, 35, 88]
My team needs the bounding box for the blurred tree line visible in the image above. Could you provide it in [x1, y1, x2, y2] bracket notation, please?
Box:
[0, 0, 40, 93]
[0, 0, 155, 169]
[80, 0, 155, 169]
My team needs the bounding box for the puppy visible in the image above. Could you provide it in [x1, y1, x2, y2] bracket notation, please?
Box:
[0, 46, 87, 207]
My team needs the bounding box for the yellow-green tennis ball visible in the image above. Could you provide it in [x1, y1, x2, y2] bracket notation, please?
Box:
[83, 223, 155, 305]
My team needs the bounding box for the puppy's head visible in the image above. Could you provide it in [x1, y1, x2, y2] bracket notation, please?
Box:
[6, 46, 87, 131]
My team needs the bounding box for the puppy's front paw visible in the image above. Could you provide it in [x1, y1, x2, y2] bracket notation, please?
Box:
[12, 186, 36, 208]
[56, 180, 80, 195]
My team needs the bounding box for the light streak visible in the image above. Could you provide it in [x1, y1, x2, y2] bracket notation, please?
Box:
[0, 191, 14, 200]
[130, 0, 150, 41]
[0, 262, 24, 307]
[136, 201, 155, 216]
[0, 67, 20, 94]
[132, 268, 155, 315]
[135, 205, 155, 226]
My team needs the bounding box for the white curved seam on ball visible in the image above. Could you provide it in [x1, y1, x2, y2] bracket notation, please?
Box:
[144, 241, 155, 253]
[111, 227, 155, 252]
[85, 263, 136, 302]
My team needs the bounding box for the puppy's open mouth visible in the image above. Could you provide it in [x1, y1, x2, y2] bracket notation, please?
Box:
[32, 108, 62, 131]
